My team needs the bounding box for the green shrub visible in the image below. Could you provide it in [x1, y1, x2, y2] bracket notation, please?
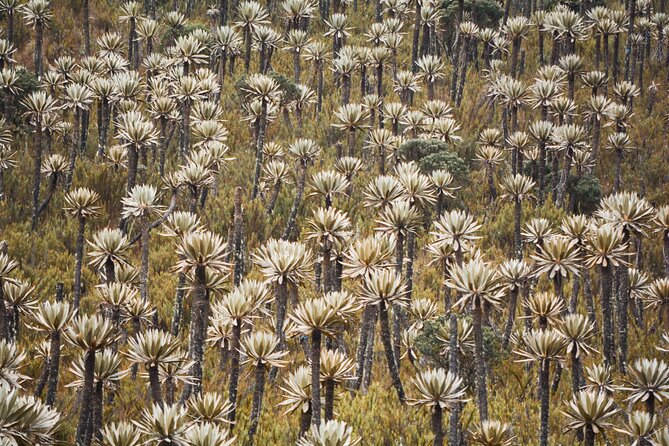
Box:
[420, 151, 469, 180]
[569, 174, 602, 215]
[441, 0, 503, 28]
[399, 138, 446, 161]
[398, 139, 469, 181]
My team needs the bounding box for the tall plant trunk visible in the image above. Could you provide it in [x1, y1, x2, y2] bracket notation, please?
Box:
[97, 99, 110, 157]
[613, 149, 622, 192]
[539, 360, 550, 446]
[34, 172, 58, 226]
[502, 109, 511, 172]
[361, 306, 377, 391]
[396, 231, 416, 365]
[550, 35, 560, 65]
[272, 281, 289, 374]
[551, 152, 559, 202]
[139, 218, 150, 302]
[85, 380, 104, 445]
[218, 0, 229, 24]
[72, 217, 86, 310]
[536, 140, 547, 202]
[566, 73, 575, 102]
[34, 355, 50, 398]
[149, 365, 164, 408]
[662, 231, 669, 276]
[293, 51, 301, 83]
[347, 129, 355, 158]
[406, 232, 416, 298]
[247, 362, 266, 444]
[584, 425, 595, 446]
[244, 29, 252, 72]
[447, 310, 460, 446]
[252, 102, 268, 199]
[226, 322, 243, 425]
[322, 246, 332, 292]
[602, 34, 610, 84]
[165, 376, 175, 405]
[569, 270, 581, 313]
[75, 350, 96, 446]
[646, 396, 655, 418]
[514, 198, 522, 259]
[218, 339, 230, 372]
[378, 145, 386, 175]
[570, 349, 582, 396]
[0, 283, 6, 341]
[300, 407, 312, 437]
[392, 232, 404, 369]
[537, 29, 545, 65]
[31, 121, 43, 231]
[170, 270, 186, 335]
[183, 265, 208, 399]
[6, 306, 17, 343]
[127, 145, 139, 193]
[324, 379, 335, 421]
[592, 35, 601, 71]
[556, 148, 572, 207]
[589, 118, 601, 174]
[379, 302, 405, 403]
[217, 54, 228, 99]
[502, 287, 518, 349]
[411, 3, 421, 71]
[266, 181, 281, 216]
[353, 306, 374, 390]
[613, 34, 620, 81]
[455, 42, 470, 106]
[449, 253, 463, 377]
[617, 235, 630, 373]
[473, 303, 488, 421]
[34, 22, 44, 79]
[232, 187, 244, 286]
[376, 65, 383, 98]
[317, 62, 324, 113]
[486, 165, 497, 201]
[158, 118, 168, 176]
[582, 269, 596, 330]
[128, 19, 136, 69]
[601, 264, 613, 367]
[6, 12, 14, 48]
[310, 330, 322, 425]
[624, 0, 636, 80]
[450, 37, 461, 101]
[431, 406, 444, 446]
[104, 259, 115, 285]
[180, 102, 191, 160]
[282, 161, 307, 240]
[130, 318, 141, 379]
[66, 111, 81, 191]
[45, 330, 61, 406]
[510, 39, 520, 78]
[503, 0, 512, 24]
[80, 109, 90, 155]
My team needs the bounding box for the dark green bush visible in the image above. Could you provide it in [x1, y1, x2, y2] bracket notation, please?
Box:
[399, 138, 446, 161]
[441, 0, 503, 28]
[398, 139, 469, 182]
[569, 174, 602, 215]
[420, 151, 469, 180]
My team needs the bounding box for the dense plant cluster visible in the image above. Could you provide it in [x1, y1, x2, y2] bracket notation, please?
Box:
[0, 0, 668, 444]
